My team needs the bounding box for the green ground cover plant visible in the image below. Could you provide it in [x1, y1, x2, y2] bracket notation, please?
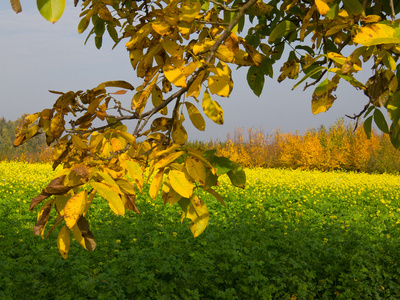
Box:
[2, 161, 400, 299]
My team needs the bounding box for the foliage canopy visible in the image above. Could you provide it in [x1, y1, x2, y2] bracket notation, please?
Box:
[9, 0, 400, 258]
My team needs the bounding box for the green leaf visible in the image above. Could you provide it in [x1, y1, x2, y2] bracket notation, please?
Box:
[387, 92, 400, 121]
[268, 20, 297, 43]
[326, 2, 339, 19]
[211, 156, 233, 175]
[78, 17, 90, 34]
[37, 0, 65, 23]
[227, 162, 246, 189]
[374, 109, 389, 134]
[292, 66, 325, 90]
[247, 66, 265, 97]
[107, 25, 119, 43]
[95, 36, 102, 49]
[390, 121, 400, 148]
[342, 0, 364, 15]
[364, 116, 373, 139]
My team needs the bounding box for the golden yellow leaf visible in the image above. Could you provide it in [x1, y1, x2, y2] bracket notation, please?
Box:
[57, 225, 70, 259]
[162, 39, 184, 58]
[208, 75, 232, 97]
[315, 0, 330, 15]
[64, 191, 87, 229]
[71, 135, 88, 151]
[186, 156, 206, 185]
[353, 24, 400, 46]
[169, 170, 193, 198]
[133, 74, 159, 114]
[123, 160, 144, 192]
[179, 0, 201, 23]
[152, 20, 171, 35]
[116, 178, 136, 195]
[162, 182, 182, 205]
[91, 182, 125, 215]
[153, 151, 185, 170]
[202, 90, 224, 124]
[130, 49, 144, 70]
[188, 195, 209, 237]
[151, 85, 168, 115]
[171, 119, 188, 145]
[163, 58, 186, 87]
[185, 102, 206, 131]
[215, 45, 235, 63]
[149, 169, 164, 200]
[125, 23, 153, 50]
[240, 40, 263, 66]
[183, 61, 199, 77]
[187, 70, 206, 98]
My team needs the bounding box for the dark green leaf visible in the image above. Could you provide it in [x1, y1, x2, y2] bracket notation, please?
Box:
[227, 162, 246, 189]
[364, 115, 373, 139]
[247, 66, 265, 97]
[374, 109, 389, 134]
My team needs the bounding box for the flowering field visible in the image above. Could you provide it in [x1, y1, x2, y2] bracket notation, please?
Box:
[2, 161, 400, 299]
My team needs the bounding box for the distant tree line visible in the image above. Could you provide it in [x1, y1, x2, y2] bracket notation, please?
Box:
[0, 116, 49, 162]
[191, 119, 400, 174]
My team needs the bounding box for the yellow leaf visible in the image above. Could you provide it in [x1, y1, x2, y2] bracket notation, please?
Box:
[153, 151, 185, 170]
[179, 0, 201, 23]
[71, 135, 88, 151]
[327, 52, 347, 65]
[133, 74, 159, 114]
[215, 45, 235, 63]
[183, 61, 199, 77]
[116, 178, 136, 195]
[169, 170, 193, 198]
[185, 102, 206, 131]
[130, 49, 144, 70]
[186, 156, 206, 185]
[163, 59, 187, 87]
[189, 195, 209, 237]
[315, 0, 330, 15]
[162, 182, 182, 205]
[208, 75, 232, 97]
[149, 169, 164, 200]
[91, 182, 125, 215]
[240, 40, 263, 66]
[125, 23, 153, 50]
[353, 24, 400, 46]
[187, 70, 206, 98]
[202, 90, 224, 124]
[172, 119, 188, 145]
[71, 224, 87, 249]
[162, 39, 184, 58]
[152, 20, 171, 35]
[71, 217, 96, 251]
[123, 160, 144, 192]
[151, 85, 168, 115]
[57, 225, 70, 259]
[64, 191, 87, 229]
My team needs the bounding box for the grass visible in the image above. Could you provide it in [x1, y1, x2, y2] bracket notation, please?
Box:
[2, 161, 400, 299]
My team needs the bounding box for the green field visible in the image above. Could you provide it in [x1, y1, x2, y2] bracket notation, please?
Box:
[2, 161, 400, 299]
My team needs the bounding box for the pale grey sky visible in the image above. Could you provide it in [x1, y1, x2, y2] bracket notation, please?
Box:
[0, 1, 371, 141]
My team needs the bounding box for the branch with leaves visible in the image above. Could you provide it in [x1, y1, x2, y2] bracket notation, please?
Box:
[10, 0, 400, 258]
